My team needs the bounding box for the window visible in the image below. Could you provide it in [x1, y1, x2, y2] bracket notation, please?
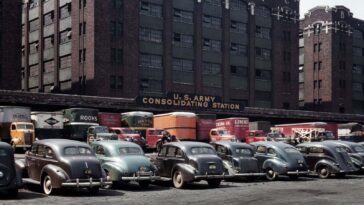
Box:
[139, 54, 162, 69]
[204, 0, 221, 7]
[64, 146, 93, 156]
[203, 38, 221, 52]
[110, 75, 116, 89]
[230, 65, 247, 76]
[44, 35, 54, 49]
[79, 0, 87, 8]
[29, 18, 39, 32]
[203, 62, 221, 75]
[230, 43, 247, 55]
[309, 147, 323, 153]
[230, 21, 247, 33]
[37, 145, 45, 156]
[203, 15, 221, 29]
[139, 27, 162, 43]
[230, 0, 246, 10]
[283, 51, 291, 62]
[44, 60, 55, 73]
[79, 22, 86, 35]
[112, 0, 122, 9]
[353, 64, 363, 74]
[43, 11, 54, 26]
[255, 5, 270, 17]
[255, 70, 271, 80]
[267, 148, 276, 156]
[139, 1, 162, 18]
[173, 33, 193, 48]
[190, 147, 215, 155]
[60, 29, 72, 44]
[353, 47, 363, 57]
[173, 58, 193, 72]
[60, 3, 72, 19]
[29, 41, 39, 54]
[60, 55, 71, 69]
[256, 26, 271, 39]
[159, 146, 167, 156]
[119, 147, 143, 155]
[256, 146, 267, 153]
[173, 9, 193, 24]
[256, 47, 271, 60]
[110, 21, 122, 37]
[79, 49, 86, 62]
[167, 147, 176, 157]
[111, 48, 123, 65]
[45, 147, 54, 158]
[283, 31, 291, 42]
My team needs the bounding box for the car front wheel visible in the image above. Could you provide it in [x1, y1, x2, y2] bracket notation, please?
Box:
[265, 168, 278, 181]
[317, 166, 331, 179]
[207, 179, 221, 188]
[42, 175, 53, 195]
[173, 170, 186, 189]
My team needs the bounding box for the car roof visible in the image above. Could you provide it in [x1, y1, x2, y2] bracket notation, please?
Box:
[297, 141, 344, 149]
[34, 139, 90, 149]
[213, 141, 253, 150]
[326, 140, 359, 147]
[251, 141, 293, 149]
[92, 140, 141, 148]
[166, 141, 213, 150]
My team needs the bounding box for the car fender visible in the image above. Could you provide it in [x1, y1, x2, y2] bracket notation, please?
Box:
[172, 163, 196, 182]
[349, 155, 363, 168]
[101, 162, 124, 181]
[222, 160, 236, 175]
[15, 159, 28, 178]
[262, 158, 288, 174]
[41, 164, 70, 188]
[314, 159, 339, 173]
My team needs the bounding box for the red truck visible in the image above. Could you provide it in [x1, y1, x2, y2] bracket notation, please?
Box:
[245, 130, 267, 144]
[271, 122, 338, 143]
[109, 127, 145, 148]
[196, 114, 216, 142]
[98, 112, 121, 128]
[215, 118, 249, 142]
[209, 128, 236, 142]
[145, 128, 165, 149]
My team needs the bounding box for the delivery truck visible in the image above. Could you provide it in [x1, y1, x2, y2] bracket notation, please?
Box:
[153, 112, 196, 141]
[338, 122, 364, 142]
[63, 108, 99, 141]
[196, 114, 216, 142]
[31, 111, 64, 140]
[0, 106, 35, 148]
[98, 112, 121, 128]
[215, 118, 249, 142]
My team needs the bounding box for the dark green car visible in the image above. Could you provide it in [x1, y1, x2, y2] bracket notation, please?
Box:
[90, 140, 159, 188]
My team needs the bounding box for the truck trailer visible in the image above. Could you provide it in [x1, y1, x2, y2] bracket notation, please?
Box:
[31, 111, 63, 140]
[215, 118, 249, 142]
[63, 108, 99, 141]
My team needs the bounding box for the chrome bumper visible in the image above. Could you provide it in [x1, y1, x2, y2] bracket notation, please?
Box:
[62, 178, 112, 187]
[121, 171, 160, 181]
[234, 172, 265, 177]
[194, 172, 231, 180]
[287, 170, 309, 175]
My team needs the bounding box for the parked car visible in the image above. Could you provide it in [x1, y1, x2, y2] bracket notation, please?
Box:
[16, 139, 111, 195]
[90, 140, 158, 188]
[326, 140, 364, 170]
[0, 142, 22, 197]
[296, 141, 359, 178]
[152, 142, 228, 188]
[251, 141, 309, 180]
[211, 141, 265, 178]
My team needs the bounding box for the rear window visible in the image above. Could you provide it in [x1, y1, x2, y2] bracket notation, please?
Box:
[235, 148, 252, 157]
[190, 147, 215, 155]
[0, 149, 7, 157]
[335, 147, 347, 153]
[64, 146, 93, 156]
[284, 147, 300, 154]
[119, 147, 143, 155]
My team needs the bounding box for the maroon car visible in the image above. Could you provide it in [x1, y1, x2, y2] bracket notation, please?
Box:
[16, 139, 111, 195]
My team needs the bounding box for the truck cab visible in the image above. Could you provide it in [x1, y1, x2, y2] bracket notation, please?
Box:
[145, 128, 164, 149]
[209, 128, 236, 142]
[10, 122, 35, 149]
[109, 127, 145, 148]
[245, 130, 267, 144]
[87, 126, 117, 143]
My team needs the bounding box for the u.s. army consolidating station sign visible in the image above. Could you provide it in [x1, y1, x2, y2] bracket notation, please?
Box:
[137, 93, 244, 112]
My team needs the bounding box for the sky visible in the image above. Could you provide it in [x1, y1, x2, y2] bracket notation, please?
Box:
[300, 0, 364, 20]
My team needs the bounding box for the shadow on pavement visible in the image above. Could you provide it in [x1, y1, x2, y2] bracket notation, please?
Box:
[0, 189, 46, 201]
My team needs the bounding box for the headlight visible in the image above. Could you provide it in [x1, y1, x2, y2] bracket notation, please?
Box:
[0, 171, 4, 178]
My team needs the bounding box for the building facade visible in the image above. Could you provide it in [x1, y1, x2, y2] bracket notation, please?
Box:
[21, 0, 299, 109]
[299, 6, 364, 114]
[0, 0, 22, 90]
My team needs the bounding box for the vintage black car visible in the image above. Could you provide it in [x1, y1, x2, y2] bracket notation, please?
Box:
[153, 142, 227, 188]
[0, 142, 22, 197]
[211, 141, 264, 178]
[296, 141, 359, 178]
[16, 139, 111, 195]
[327, 140, 364, 170]
[251, 141, 309, 180]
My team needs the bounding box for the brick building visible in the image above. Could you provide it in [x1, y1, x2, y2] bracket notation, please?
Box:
[0, 0, 22, 90]
[299, 6, 364, 114]
[21, 0, 299, 109]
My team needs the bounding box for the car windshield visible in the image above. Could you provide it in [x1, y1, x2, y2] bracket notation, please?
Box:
[218, 130, 229, 135]
[335, 146, 347, 153]
[353, 145, 364, 153]
[0, 149, 7, 156]
[118, 147, 143, 155]
[121, 129, 136, 134]
[284, 147, 300, 154]
[154, 129, 164, 135]
[17, 124, 34, 129]
[64, 146, 93, 156]
[234, 148, 252, 157]
[95, 126, 109, 133]
[190, 147, 215, 155]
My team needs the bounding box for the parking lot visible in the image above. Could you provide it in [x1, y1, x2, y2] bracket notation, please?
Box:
[1, 175, 364, 205]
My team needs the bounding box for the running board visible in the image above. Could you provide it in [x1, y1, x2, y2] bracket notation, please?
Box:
[23, 178, 41, 185]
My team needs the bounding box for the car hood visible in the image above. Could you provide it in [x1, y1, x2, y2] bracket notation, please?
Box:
[109, 156, 153, 172]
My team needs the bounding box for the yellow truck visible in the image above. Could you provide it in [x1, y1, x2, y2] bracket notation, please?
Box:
[0, 106, 35, 149]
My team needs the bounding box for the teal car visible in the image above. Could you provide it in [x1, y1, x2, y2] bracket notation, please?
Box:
[90, 140, 159, 188]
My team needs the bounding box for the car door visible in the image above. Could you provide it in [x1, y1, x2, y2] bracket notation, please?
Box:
[305, 147, 324, 170]
[164, 146, 179, 177]
[26, 145, 38, 179]
[34, 145, 46, 181]
[254, 145, 268, 169]
[155, 146, 168, 177]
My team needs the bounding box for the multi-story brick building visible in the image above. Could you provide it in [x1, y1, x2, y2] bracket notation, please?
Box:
[300, 6, 364, 114]
[0, 0, 22, 90]
[21, 0, 299, 109]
